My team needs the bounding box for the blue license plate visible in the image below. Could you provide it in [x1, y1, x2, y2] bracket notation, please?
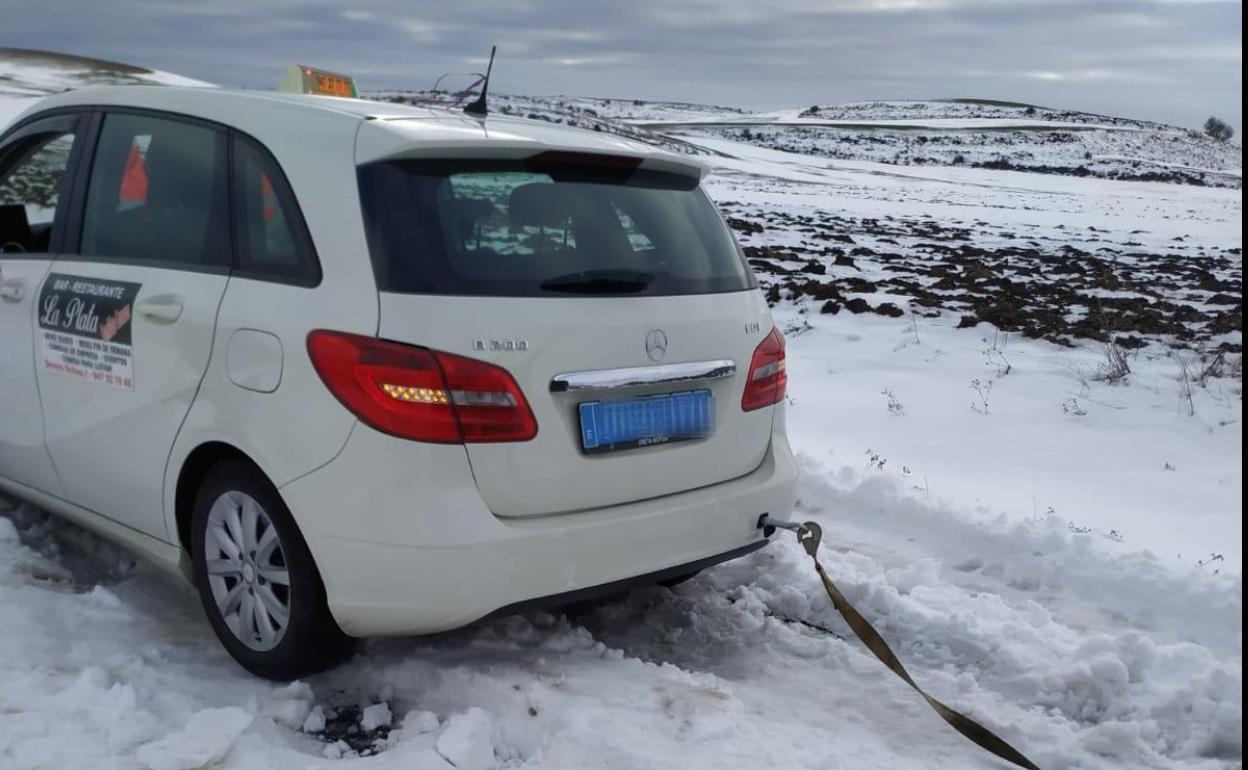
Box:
[579, 389, 714, 454]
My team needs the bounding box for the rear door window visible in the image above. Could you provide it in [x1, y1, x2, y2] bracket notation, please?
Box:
[79, 112, 228, 269]
[230, 136, 320, 285]
[357, 157, 753, 297]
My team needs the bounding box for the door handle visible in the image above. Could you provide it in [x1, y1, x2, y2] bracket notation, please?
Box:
[136, 295, 184, 323]
[0, 279, 25, 302]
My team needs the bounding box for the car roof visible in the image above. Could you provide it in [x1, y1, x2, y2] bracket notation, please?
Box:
[20, 86, 706, 176]
[25, 85, 457, 123]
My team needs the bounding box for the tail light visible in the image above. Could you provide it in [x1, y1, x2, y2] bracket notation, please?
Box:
[307, 330, 537, 443]
[741, 327, 787, 411]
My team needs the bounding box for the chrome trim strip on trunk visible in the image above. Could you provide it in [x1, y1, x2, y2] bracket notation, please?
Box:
[550, 359, 737, 393]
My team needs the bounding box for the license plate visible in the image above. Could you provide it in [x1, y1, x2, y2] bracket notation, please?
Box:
[578, 389, 714, 454]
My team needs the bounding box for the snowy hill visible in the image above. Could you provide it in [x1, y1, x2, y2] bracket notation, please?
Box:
[1, 51, 1242, 770]
[662, 99, 1243, 188]
[0, 47, 211, 124]
[372, 91, 1242, 188]
[3, 49, 1236, 188]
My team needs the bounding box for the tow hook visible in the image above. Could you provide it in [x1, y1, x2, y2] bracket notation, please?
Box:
[756, 512, 807, 539]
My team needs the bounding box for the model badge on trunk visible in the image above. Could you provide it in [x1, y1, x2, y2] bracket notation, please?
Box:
[473, 339, 530, 352]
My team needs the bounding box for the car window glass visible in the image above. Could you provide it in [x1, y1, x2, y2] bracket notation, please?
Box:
[80, 113, 226, 267]
[358, 158, 752, 297]
[0, 132, 76, 255]
[614, 204, 655, 252]
[233, 138, 318, 283]
[438, 170, 667, 270]
[446, 171, 577, 257]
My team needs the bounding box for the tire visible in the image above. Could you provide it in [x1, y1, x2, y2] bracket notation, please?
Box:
[190, 459, 353, 680]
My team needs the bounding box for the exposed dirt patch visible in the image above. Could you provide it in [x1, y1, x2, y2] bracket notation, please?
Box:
[301, 699, 395, 757]
[723, 204, 1243, 351]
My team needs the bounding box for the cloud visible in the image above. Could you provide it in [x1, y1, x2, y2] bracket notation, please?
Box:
[1, 0, 1240, 130]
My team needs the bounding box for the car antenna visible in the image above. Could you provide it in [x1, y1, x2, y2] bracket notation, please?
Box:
[463, 45, 497, 117]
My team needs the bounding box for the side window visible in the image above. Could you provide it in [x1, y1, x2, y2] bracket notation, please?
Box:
[232, 137, 320, 285]
[80, 112, 227, 268]
[0, 129, 77, 255]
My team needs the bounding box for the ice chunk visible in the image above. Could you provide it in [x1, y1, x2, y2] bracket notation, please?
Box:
[0, 515, 19, 543]
[402, 710, 440, 735]
[260, 681, 313, 730]
[136, 707, 252, 770]
[435, 708, 494, 770]
[301, 704, 326, 733]
[360, 701, 392, 732]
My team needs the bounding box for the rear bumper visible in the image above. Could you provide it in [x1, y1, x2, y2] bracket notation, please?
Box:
[480, 539, 769, 621]
[280, 421, 798, 637]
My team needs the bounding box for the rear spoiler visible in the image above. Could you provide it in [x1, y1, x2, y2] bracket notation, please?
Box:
[355, 116, 709, 181]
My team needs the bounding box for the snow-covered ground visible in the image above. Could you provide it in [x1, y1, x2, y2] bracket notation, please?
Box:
[1, 51, 1242, 770]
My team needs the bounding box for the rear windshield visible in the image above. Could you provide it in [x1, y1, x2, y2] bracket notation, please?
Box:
[356, 157, 755, 297]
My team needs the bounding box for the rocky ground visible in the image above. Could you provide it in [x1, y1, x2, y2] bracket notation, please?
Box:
[724, 206, 1242, 352]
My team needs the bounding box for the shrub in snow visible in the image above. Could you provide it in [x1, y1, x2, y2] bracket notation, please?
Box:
[881, 388, 906, 416]
[969, 377, 993, 414]
[1061, 397, 1088, 417]
[1093, 340, 1131, 384]
[1203, 116, 1234, 142]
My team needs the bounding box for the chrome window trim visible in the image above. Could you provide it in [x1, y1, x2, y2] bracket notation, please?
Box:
[550, 359, 736, 393]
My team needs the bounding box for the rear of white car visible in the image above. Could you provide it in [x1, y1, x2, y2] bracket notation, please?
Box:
[0, 89, 797, 679]
[287, 115, 797, 636]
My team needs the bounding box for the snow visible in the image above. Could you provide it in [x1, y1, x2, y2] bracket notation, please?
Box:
[640, 116, 1138, 132]
[435, 708, 495, 770]
[136, 708, 254, 770]
[1, 53, 1242, 770]
[780, 311, 1242, 568]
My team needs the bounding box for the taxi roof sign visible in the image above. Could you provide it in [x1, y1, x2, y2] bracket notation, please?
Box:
[277, 64, 358, 98]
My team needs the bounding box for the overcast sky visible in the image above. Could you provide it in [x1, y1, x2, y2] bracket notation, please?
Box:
[4, 0, 1242, 130]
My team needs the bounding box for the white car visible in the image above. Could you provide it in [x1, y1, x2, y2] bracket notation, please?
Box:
[0, 87, 797, 679]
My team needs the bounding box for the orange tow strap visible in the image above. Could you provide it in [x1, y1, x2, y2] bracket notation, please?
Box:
[795, 521, 1042, 770]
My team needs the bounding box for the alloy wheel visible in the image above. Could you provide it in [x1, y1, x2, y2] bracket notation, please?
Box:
[203, 490, 291, 651]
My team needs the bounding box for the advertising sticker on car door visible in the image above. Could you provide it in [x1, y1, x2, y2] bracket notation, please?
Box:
[37, 273, 140, 391]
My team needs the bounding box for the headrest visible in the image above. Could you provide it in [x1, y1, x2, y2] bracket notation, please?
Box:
[508, 182, 569, 229]
[451, 197, 494, 224]
[0, 204, 32, 252]
[143, 127, 214, 212]
[448, 197, 494, 244]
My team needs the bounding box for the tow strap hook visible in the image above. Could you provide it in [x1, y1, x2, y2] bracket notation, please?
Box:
[755, 511, 1042, 770]
[756, 512, 809, 538]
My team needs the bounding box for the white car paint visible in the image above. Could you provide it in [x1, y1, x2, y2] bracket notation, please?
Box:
[0, 258, 61, 494]
[0, 86, 797, 638]
[377, 291, 778, 517]
[35, 260, 228, 538]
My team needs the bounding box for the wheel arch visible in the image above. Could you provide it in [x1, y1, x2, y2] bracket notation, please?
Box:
[174, 441, 262, 552]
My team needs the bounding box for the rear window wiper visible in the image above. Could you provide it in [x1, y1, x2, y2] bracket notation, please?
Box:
[540, 269, 654, 294]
